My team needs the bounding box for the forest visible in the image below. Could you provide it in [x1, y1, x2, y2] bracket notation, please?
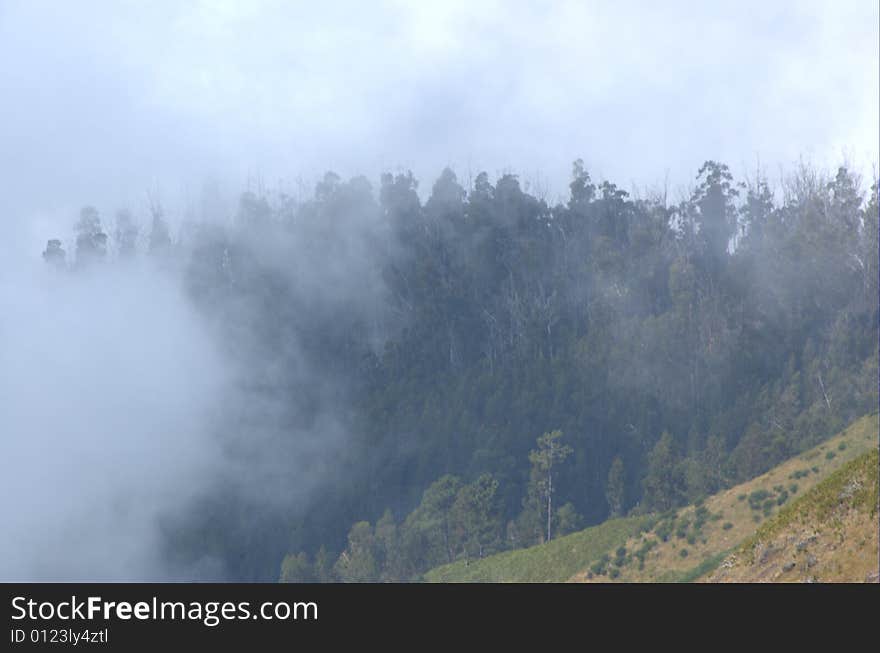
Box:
[42, 159, 879, 581]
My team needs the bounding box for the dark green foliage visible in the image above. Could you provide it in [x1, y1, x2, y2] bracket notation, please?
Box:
[722, 522, 733, 530]
[609, 567, 620, 579]
[789, 483, 799, 494]
[748, 489, 772, 511]
[279, 552, 315, 583]
[838, 442, 847, 451]
[606, 457, 627, 518]
[679, 548, 689, 558]
[45, 159, 877, 582]
[825, 451, 836, 460]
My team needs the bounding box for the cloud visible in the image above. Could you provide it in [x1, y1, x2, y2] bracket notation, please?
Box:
[0, 259, 228, 580]
[1, 0, 875, 220]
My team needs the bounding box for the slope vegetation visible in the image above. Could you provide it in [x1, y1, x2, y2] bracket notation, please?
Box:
[571, 413, 877, 582]
[424, 413, 877, 582]
[707, 447, 878, 583]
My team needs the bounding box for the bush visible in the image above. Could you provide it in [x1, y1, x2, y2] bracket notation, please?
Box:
[749, 489, 772, 510]
[609, 567, 620, 579]
[687, 534, 697, 545]
[838, 442, 847, 451]
[812, 466, 820, 474]
[826, 451, 836, 460]
[655, 521, 673, 542]
[722, 522, 733, 530]
[789, 483, 798, 493]
[679, 548, 689, 558]
[737, 494, 747, 502]
[616, 546, 627, 558]
[776, 490, 789, 506]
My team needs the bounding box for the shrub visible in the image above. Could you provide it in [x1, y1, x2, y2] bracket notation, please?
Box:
[609, 568, 620, 579]
[826, 451, 836, 460]
[722, 522, 733, 530]
[687, 534, 697, 545]
[811, 466, 820, 474]
[838, 442, 847, 451]
[655, 521, 673, 542]
[789, 483, 798, 493]
[737, 494, 747, 502]
[679, 548, 689, 558]
[776, 490, 789, 506]
[616, 546, 627, 558]
[749, 489, 771, 509]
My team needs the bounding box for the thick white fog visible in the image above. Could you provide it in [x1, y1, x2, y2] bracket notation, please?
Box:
[0, 259, 228, 580]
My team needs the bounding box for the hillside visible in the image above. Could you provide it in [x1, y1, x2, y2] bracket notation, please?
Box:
[424, 413, 877, 583]
[424, 515, 648, 583]
[572, 412, 878, 582]
[707, 447, 879, 583]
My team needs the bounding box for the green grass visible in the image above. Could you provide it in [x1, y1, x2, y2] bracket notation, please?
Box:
[423, 516, 647, 582]
[738, 447, 879, 564]
[674, 548, 736, 583]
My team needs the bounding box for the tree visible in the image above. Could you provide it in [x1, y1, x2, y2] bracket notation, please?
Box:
[555, 502, 582, 537]
[642, 432, 685, 512]
[527, 430, 573, 543]
[147, 194, 171, 255]
[114, 209, 139, 258]
[400, 475, 462, 570]
[279, 552, 315, 583]
[42, 239, 66, 268]
[450, 473, 503, 560]
[605, 456, 626, 518]
[334, 521, 378, 582]
[74, 206, 107, 267]
[314, 545, 336, 583]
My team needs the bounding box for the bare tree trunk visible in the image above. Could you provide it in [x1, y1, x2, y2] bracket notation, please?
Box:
[817, 372, 832, 412]
[546, 471, 553, 543]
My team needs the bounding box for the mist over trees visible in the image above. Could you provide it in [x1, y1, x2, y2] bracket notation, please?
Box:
[41, 159, 879, 581]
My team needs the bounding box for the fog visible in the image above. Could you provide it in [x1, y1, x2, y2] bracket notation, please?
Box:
[0, 1, 876, 581]
[0, 259, 227, 580]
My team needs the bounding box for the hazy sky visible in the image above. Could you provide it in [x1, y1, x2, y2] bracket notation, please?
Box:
[1, 0, 877, 241]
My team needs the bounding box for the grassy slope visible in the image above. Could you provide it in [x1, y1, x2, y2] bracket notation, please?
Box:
[424, 413, 877, 583]
[424, 516, 647, 582]
[707, 447, 879, 582]
[571, 412, 878, 583]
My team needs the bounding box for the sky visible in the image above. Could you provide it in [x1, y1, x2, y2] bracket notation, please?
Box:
[1, 0, 878, 249]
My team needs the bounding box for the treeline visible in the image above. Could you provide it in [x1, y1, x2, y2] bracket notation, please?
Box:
[280, 430, 583, 582]
[42, 159, 879, 581]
